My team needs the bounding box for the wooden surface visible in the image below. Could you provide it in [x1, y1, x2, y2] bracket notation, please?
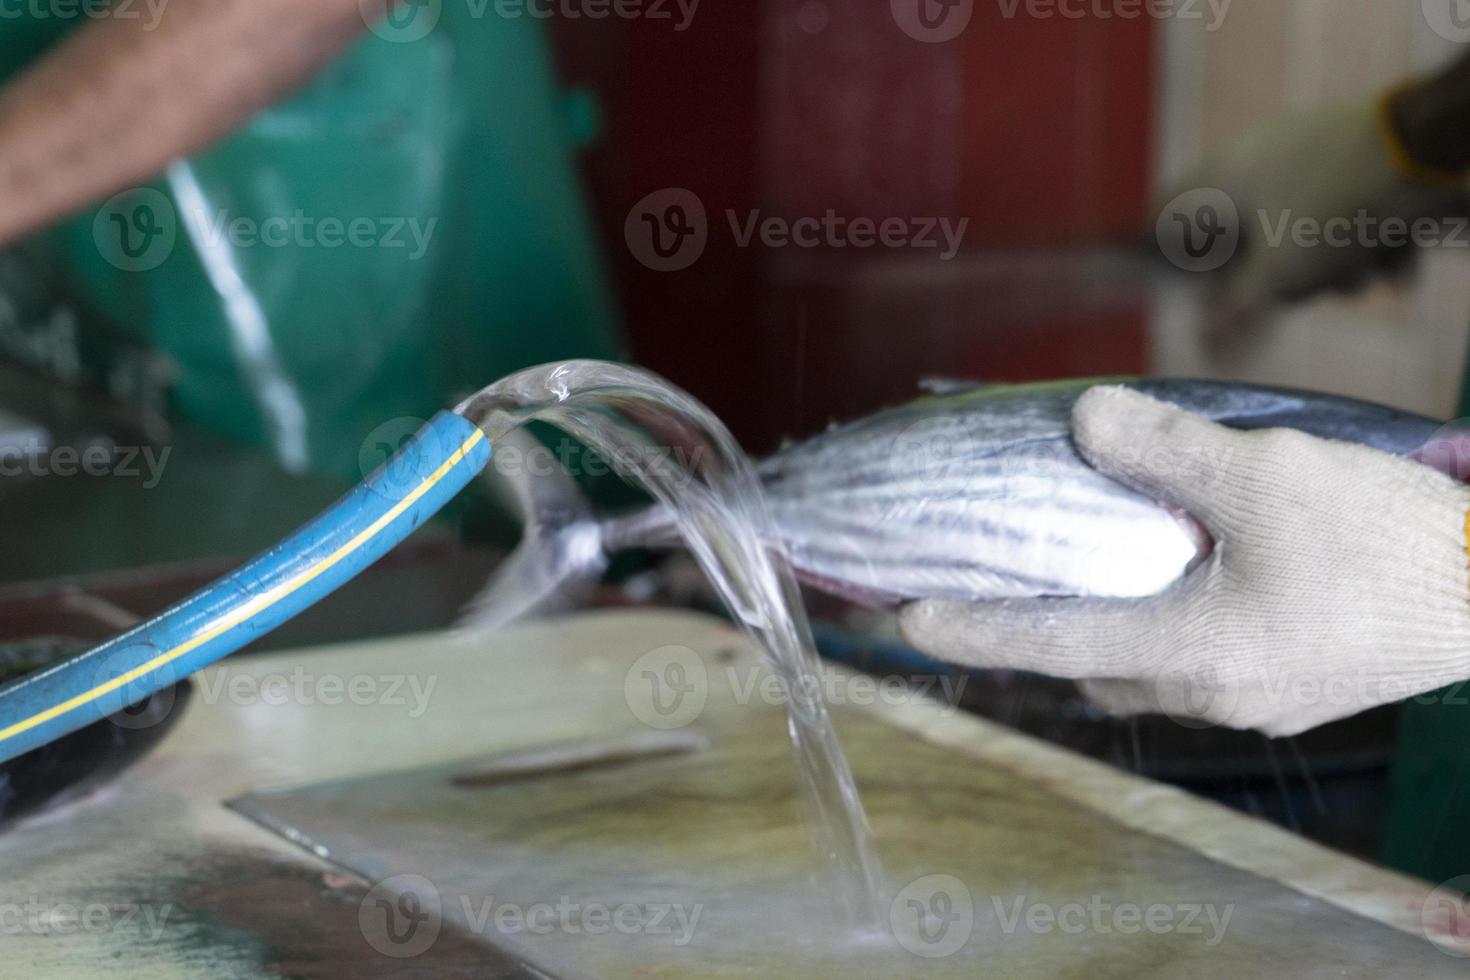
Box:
[2, 610, 1465, 977]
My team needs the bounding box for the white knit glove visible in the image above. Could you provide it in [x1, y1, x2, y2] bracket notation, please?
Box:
[1159, 99, 1464, 337]
[899, 387, 1470, 737]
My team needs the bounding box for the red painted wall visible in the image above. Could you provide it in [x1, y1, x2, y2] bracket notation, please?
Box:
[555, 4, 1156, 450]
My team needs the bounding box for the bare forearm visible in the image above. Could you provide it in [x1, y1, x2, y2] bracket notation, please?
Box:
[0, 0, 370, 245]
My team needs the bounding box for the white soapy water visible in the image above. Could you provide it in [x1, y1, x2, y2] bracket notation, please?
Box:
[456, 360, 888, 928]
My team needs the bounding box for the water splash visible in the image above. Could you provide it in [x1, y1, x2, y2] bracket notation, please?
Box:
[456, 360, 888, 927]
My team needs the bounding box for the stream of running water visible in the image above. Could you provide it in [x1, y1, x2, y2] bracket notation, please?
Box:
[456, 360, 888, 929]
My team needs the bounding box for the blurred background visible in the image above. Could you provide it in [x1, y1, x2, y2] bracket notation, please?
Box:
[5, 0, 1470, 888]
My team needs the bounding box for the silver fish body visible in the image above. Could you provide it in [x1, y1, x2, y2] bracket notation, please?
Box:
[607, 379, 1443, 604]
[466, 379, 1444, 626]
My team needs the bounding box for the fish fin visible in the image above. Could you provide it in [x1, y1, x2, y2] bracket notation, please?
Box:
[456, 427, 610, 631]
[918, 377, 985, 396]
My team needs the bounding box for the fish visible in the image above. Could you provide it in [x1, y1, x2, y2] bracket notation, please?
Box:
[462, 378, 1449, 626]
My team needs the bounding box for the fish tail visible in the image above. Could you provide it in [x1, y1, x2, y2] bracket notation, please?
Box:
[457, 427, 609, 630]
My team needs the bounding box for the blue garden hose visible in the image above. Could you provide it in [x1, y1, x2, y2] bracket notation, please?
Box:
[0, 411, 491, 767]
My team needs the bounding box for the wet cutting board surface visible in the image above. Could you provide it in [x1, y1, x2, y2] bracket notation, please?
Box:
[1, 611, 1464, 977]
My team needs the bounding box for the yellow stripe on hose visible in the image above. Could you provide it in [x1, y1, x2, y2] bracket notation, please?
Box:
[0, 427, 486, 748]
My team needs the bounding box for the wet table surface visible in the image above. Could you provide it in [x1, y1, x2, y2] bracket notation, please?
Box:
[2, 611, 1466, 978]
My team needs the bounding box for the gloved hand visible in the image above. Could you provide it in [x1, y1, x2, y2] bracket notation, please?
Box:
[1159, 95, 1467, 338]
[899, 386, 1470, 737]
